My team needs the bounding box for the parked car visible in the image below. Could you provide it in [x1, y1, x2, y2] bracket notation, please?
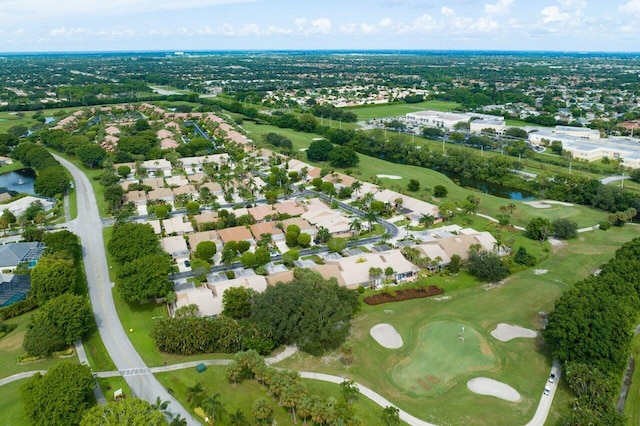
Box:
[184, 260, 191, 267]
[543, 387, 551, 396]
[548, 373, 556, 384]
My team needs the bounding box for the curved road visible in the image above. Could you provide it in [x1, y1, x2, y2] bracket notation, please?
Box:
[53, 154, 201, 425]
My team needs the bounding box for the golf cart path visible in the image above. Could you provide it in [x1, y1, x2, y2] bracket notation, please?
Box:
[2, 359, 561, 426]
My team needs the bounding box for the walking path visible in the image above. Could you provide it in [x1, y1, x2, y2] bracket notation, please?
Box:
[75, 339, 107, 404]
[1, 352, 559, 426]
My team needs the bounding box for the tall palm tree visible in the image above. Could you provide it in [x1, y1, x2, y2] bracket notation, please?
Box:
[349, 218, 362, 236]
[202, 393, 226, 424]
[252, 398, 272, 425]
[350, 180, 362, 197]
[186, 382, 205, 408]
[228, 409, 250, 426]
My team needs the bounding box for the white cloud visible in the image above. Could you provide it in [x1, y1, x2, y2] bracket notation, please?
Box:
[295, 17, 332, 35]
[620, 0, 640, 14]
[379, 18, 393, 27]
[485, 0, 514, 16]
[540, 6, 570, 24]
[441, 6, 456, 18]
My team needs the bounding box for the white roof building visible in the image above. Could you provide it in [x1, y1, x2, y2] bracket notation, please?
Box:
[323, 250, 419, 289]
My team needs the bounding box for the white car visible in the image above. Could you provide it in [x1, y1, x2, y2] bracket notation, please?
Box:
[543, 387, 551, 396]
[548, 373, 556, 384]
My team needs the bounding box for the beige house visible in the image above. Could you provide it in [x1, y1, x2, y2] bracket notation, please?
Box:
[161, 236, 190, 260]
[323, 250, 419, 289]
[217, 226, 254, 244]
[162, 217, 194, 235]
[250, 221, 285, 241]
[188, 231, 222, 254]
[204, 275, 268, 316]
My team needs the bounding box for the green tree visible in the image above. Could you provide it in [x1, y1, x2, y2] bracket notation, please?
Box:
[254, 247, 271, 266]
[433, 185, 448, 197]
[2, 209, 16, 225]
[467, 249, 509, 282]
[195, 241, 217, 263]
[80, 398, 169, 426]
[185, 201, 200, 215]
[553, 218, 578, 239]
[282, 249, 300, 266]
[237, 240, 251, 254]
[155, 205, 169, 219]
[30, 253, 78, 304]
[526, 217, 553, 241]
[407, 179, 420, 192]
[513, 246, 536, 266]
[34, 166, 69, 197]
[340, 380, 360, 405]
[329, 146, 359, 168]
[104, 184, 125, 211]
[306, 139, 335, 162]
[240, 251, 256, 268]
[222, 286, 254, 320]
[21, 361, 94, 426]
[34, 293, 93, 345]
[252, 398, 272, 425]
[297, 232, 311, 247]
[117, 254, 172, 304]
[22, 322, 66, 357]
[327, 237, 347, 253]
[448, 254, 462, 274]
[381, 406, 401, 426]
[117, 165, 132, 178]
[76, 143, 106, 168]
[108, 222, 159, 264]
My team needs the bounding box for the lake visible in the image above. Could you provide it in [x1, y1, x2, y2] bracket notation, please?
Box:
[440, 170, 535, 200]
[0, 168, 36, 195]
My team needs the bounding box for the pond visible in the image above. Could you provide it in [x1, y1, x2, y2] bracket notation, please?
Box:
[0, 168, 37, 195]
[440, 170, 535, 200]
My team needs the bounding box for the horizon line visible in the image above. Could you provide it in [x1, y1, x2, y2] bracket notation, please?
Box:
[1, 48, 640, 56]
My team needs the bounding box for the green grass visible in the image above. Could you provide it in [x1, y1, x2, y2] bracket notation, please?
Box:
[97, 376, 132, 402]
[82, 327, 116, 372]
[342, 101, 462, 121]
[0, 379, 29, 426]
[0, 112, 38, 133]
[0, 310, 78, 380]
[624, 332, 640, 423]
[276, 226, 640, 425]
[156, 365, 404, 425]
[0, 161, 27, 174]
[68, 187, 78, 220]
[392, 321, 497, 396]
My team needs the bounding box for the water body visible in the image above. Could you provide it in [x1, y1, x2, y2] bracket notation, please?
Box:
[440, 170, 535, 201]
[0, 168, 36, 195]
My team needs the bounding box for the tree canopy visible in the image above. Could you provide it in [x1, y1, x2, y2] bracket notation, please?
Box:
[21, 361, 94, 426]
[108, 222, 160, 264]
[80, 398, 169, 426]
[30, 253, 78, 305]
[117, 254, 172, 304]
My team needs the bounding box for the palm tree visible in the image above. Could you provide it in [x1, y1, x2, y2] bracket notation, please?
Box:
[168, 415, 188, 426]
[202, 393, 226, 424]
[228, 409, 250, 426]
[252, 398, 272, 425]
[364, 210, 377, 231]
[186, 382, 205, 408]
[419, 213, 435, 228]
[350, 180, 363, 197]
[349, 218, 362, 236]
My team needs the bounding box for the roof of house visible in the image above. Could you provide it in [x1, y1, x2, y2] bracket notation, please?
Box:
[247, 204, 276, 222]
[147, 219, 162, 235]
[162, 217, 194, 235]
[217, 226, 253, 243]
[0, 242, 45, 268]
[166, 176, 189, 187]
[147, 188, 174, 201]
[205, 275, 268, 315]
[280, 217, 315, 233]
[161, 236, 189, 258]
[188, 231, 222, 252]
[324, 250, 419, 288]
[201, 182, 223, 193]
[175, 287, 218, 317]
[160, 138, 179, 149]
[273, 200, 306, 217]
[249, 221, 284, 239]
[123, 191, 147, 203]
[142, 177, 165, 189]
[188, 173, 208, 184]
[265, 270, 295, 286]
[193, 211, 219, 225]
[172, 184, 198, 197]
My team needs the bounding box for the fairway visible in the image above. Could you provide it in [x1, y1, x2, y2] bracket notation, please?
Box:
[343, 101, 462, 121]
[391, 321, 496, 396]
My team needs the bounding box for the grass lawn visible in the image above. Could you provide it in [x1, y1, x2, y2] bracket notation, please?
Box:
[0, 379, 29, 426]
[155, 365, 403, 425]
[0, 112, 39, 134]
[342, 101, 462, 120]
[0, 161, 27, 174]
[276, 226, 640, 425]
[0, 310, 78, 380]
[625, 332, 640, 423]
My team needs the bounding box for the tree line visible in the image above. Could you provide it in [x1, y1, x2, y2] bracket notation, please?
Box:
[543, 237, 640, 425]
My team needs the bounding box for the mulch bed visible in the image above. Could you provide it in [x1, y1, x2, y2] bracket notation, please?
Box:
[364, 286, 444, 306]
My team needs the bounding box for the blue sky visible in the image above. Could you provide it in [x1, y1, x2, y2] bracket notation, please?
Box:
[0, 0, 639, 52]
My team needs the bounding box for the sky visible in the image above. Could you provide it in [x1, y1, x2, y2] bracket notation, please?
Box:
[1, 0, 639, 53]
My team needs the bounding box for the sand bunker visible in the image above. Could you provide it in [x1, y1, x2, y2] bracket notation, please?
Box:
[523, 200, 575, 209]
[370, 323, 403, 349]
[467, 377, 521, 402]
[491, 323, 537, 342]
[376, 174, 402, 180]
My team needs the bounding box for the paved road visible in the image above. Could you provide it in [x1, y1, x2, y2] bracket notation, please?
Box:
[53, 154, 201, 425]
[525, 361, 561, 426]
[601, 175, 625, 185]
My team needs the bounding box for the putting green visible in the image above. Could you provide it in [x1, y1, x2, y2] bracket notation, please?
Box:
[391, 321, 497, 396]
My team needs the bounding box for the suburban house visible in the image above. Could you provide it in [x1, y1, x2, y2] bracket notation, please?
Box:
[188, 230, 223, 254]
[217, 226, 254, 245]
[162, 216, 194, 235]
[0, 242, 45, 272]
[0, 273, 32, 307]
[0, 156, 13, 166]
[161, 236, 190, 262]
[412, 225, 500, 270]
[250, 221, 285, 241]
[322, 250, 419, 289]
[1, 197, 55, 218]
[175, 287, 218, 317]
[195, 274, 268, 316]
[373, 189, 440, 224]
